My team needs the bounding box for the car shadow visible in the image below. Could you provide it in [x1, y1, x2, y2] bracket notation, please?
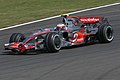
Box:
[2, 42, 100, 55]
[1, 50, 49, 55]
[61, 42, 99, 50]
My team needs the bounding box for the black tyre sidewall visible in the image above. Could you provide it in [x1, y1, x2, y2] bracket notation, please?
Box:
[9, 33, 19, 43]
[45, 32, 62, 53]
[9, 33, 25, 43]
[104, 26, 114, 42]
[98, 25, 114, 43]
[15, 33, 25, 42]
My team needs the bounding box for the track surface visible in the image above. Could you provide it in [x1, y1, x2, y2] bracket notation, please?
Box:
[0, 4, 120, 80]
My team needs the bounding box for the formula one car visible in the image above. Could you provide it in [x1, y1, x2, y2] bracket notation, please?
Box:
[4, 15, 114, 54]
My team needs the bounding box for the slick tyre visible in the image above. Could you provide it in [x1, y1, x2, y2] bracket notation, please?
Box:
[98, 25, 114, 43]
[9, 33, 25, 43]
[45, 32, 62, 53]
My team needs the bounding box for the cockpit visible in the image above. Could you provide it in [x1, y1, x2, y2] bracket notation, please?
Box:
[63, 17, 81, 28]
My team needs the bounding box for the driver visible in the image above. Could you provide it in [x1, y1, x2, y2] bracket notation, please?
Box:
[61, 14, 80, 27]
[54, 23, 67, 31]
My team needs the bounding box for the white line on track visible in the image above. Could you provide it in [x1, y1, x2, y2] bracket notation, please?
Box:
[0, 2, 120, 31]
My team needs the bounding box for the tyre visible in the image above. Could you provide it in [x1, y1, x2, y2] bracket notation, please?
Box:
[97, 25, 114, 43]
[9, 33, 25, 43]
[45, 32, 62, 53]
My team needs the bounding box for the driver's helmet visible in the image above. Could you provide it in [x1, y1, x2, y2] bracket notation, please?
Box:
[55, 23, 67, 31]
[61, 14, 69, 18]
[57, 23, 65, 28]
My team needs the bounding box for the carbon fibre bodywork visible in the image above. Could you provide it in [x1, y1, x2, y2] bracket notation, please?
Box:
[4, 15, 114, 53]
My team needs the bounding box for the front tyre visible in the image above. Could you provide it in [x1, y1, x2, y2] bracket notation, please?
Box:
[9, 33, 25, 43]
[45, 32, 62, 53]
[9, 33, 26, 53]
[98, 25, 114, 43]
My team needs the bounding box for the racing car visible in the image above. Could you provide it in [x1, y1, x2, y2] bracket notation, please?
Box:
[4, 14, 114, 54]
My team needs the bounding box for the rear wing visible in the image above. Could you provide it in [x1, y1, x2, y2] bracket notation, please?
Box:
[61, 15, 109, 24]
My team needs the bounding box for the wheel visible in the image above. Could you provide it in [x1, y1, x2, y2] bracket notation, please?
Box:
[45, 32, 62, 53]
[9, 33, 25, 43]
[97, 25, 114, 43]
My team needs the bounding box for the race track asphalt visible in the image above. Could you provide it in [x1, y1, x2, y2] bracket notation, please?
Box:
[0, 4, 120, 80]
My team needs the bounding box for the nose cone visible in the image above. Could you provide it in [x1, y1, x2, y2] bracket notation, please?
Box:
[10, 42, 20, 48]
[4, 42, 20, 50]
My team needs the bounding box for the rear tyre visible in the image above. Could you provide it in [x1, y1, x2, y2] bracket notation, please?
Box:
[45, 32, 62, 53]
[97, 25, 114, 43]
[9, 33, 25, 43]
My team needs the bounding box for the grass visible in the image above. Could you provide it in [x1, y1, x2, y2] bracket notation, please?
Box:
[0, 0, 120, 28]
